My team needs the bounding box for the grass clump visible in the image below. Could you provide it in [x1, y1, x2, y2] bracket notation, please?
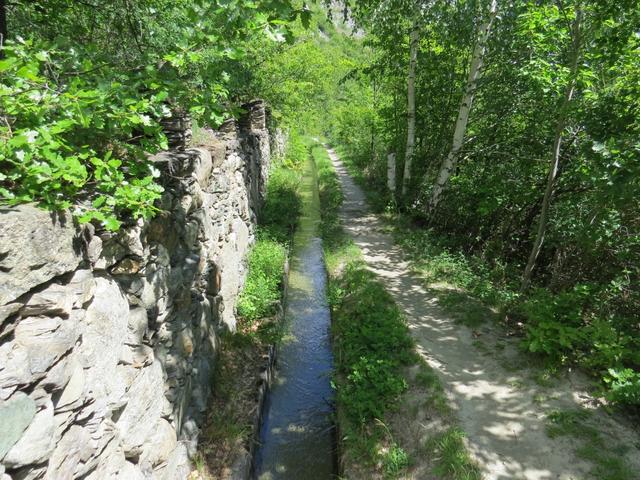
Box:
[383, 443, 410, 478]
[236, 239, 286, 325]
[545, 408, 634, 480]
[313, 145, 344, 243]
[260, 167, 302, 244]
[259, 130, 310, 245]
[237, 131, 310, 332]
[425, 428, 482, 480]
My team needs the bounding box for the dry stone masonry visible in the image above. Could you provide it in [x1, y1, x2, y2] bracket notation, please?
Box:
[0, 102, 274, 480]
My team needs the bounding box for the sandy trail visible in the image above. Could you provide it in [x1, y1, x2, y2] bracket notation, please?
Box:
[328, 148, 640, 480]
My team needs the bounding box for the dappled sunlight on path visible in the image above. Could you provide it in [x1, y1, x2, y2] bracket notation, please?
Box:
[328, 148, 640, 480]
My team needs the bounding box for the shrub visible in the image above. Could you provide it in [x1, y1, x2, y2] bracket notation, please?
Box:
[236, 240, 286, 324]
[260, 167, 302, 244]
[519, 287, 591, 361]
[340, 356, 407, 424]
[605, 368, 640, 407]
[0, 40, 167, 230]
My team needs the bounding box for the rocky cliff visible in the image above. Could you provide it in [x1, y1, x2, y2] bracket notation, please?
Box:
[0, 101, 274, 480]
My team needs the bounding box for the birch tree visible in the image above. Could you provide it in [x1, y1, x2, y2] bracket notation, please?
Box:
[521, 5, 583, 291]
[401, 23, 419, 196]
[427, 0, 498, 213]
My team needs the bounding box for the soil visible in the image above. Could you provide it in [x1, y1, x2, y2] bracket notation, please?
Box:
[192, 334, 273, 480]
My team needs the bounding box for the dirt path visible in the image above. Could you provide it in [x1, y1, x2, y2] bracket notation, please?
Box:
[328, 148, 640, 480]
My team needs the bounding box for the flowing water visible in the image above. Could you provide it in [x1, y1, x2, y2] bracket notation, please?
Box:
[253, 156, 336, 479]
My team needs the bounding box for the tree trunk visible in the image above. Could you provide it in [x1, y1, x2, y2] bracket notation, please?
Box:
[521, 7, 582, 292]
[401, 24, 419, 197]
[427, 0, 498, 213]
[0, 0, 7, 56]
[387, 150, 397, 196]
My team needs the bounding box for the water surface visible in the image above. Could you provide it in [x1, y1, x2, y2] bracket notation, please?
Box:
[253, 156, 336, 479]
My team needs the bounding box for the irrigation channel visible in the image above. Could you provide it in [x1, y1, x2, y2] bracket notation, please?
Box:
[253, 155, 337, 479]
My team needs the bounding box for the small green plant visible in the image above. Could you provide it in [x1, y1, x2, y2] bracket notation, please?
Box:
[382, 443, 409, 478]
[341, 356, 408, 424]
[604, 368, 640, 407]
[425, 428, 482, 480]
[546, 409, 592, 438]
[415, 364, 450, 414]
[332, 264, 414, 425]
[260, 167, 303, 244]
[312, 145, 344, 242]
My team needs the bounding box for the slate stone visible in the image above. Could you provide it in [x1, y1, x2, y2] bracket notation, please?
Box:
[0, 314, 79, 389]
[140, 418, 177, 468]
[15, 315, 79, 376]
[0, 392, 36, 461]
[0, 205, 82, 306]
[3, 395, 55, 467]
[0, 303, 21, 327]
[20, 285, 75, 318]
[155, 442, 191, 480]
[79, 278, 129, 404]
[45, 424, 100, 479]
[116, 361, 165, 456]
[126, 307, 148, 345]
[55, 360, 84, 411]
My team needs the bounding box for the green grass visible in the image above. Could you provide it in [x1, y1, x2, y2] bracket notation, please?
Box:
[259, 167, 303, 245]
[545, 408, 634, 480]
[425, 428, 482, 480]
[437, 290, 498, 328]
[331, 263, 414, 424]
[414, 363, 451, 415]
[236, 239, 286, 325]
[383, 443, 410, 478]
[236, 131, 312, 337]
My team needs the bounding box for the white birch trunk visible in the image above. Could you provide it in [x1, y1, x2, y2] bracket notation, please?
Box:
[401, 24, 419, 197]
[428, 0, 498, 213]
[387, 151, 397, 194]
[521, 8, 582, 291]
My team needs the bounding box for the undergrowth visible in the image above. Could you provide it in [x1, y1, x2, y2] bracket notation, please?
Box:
[335, 146, 640, 411]
[236, 131, 309, 339]
[236, 239, 286, 326]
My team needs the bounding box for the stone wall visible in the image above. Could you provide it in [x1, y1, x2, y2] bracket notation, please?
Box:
[0, 102, 273, 480]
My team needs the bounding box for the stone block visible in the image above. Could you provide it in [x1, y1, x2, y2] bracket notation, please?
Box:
[0, 392, 36, 461]
[0, 206, 82, 306]
[78, 278, 129, 404]
[116, 361, 165, 456]
[3, 395, 55, 468]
